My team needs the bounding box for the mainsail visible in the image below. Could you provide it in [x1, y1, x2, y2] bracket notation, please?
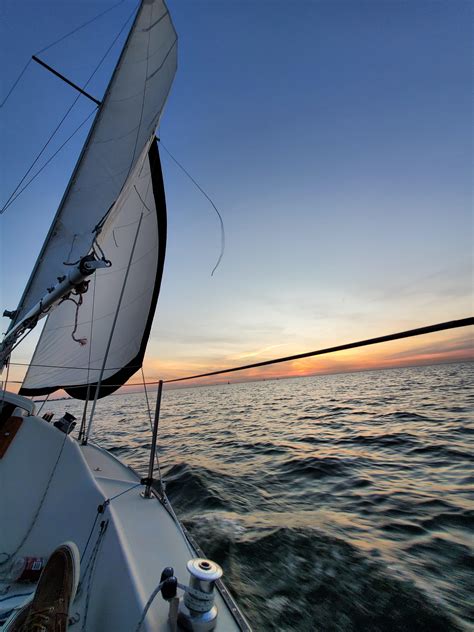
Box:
[9, 0, 177, 398]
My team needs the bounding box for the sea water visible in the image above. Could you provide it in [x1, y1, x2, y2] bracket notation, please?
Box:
[46, 362, 473, 631]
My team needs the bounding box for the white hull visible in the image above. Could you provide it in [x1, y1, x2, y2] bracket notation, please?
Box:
[0, 396, 248, 631]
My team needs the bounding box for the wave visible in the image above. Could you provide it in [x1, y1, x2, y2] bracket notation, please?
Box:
[163, 462, 264, 514]
[407, 444, 471, 460]
[164, 463, 228, 511]
[336, 432, 418, 448]
[379, 411, 436, 422]
[82, 361, 473, 629]
[274, 456, 352, 480]
[184, 521, 461, 632]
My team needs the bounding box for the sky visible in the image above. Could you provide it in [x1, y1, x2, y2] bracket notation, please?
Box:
[0, 0, 472, 393]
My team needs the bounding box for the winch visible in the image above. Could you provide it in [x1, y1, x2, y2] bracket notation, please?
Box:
[177, 558, 222, 631]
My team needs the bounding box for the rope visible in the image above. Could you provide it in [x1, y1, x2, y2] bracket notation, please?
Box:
[58, 292, 88, 346]
[72, 483, 140, 626]
[134, 579, 215, 631]
[0, 431, 69, 567]
[79, 514, 101, 566]
[134, 581, 165, 631]
[159, 140, 225, 276]
[75, 481, 142, 628]
[108, 483, 142, 503]
[79, 483, 139, 570]
[179, 582, 214, 613]
[78, 520, 108, 588]
[79, 520, 109, 632]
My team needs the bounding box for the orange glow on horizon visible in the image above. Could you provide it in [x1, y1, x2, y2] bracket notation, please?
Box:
[141, 328, 473, 389]
[3, 328, 472, 397]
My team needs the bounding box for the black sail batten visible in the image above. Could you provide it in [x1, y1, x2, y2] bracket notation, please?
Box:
[20, 139, 167, 400]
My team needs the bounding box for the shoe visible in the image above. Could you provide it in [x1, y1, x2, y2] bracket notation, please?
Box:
[6, 542, 80, 632]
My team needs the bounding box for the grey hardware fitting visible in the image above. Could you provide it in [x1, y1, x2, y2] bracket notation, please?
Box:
[178, 558, 223, 631]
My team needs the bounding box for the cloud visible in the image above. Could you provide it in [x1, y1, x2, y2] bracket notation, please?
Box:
[232, 343, 288, 360]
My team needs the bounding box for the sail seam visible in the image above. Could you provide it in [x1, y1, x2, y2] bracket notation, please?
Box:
[7, 0, 143, 326]
[20, 139, 168, 399]
[140, 10, 168, 33]
[124, 2, 153, 188]
[146, 37, 177, 81]
[1, 5, 139, 218]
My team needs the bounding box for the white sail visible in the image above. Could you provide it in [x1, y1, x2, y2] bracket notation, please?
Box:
[13, 0, 177, 397]
[21, 139, 166, 398]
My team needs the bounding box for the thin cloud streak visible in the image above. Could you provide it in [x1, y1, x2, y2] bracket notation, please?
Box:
[232, 344, 288, 360]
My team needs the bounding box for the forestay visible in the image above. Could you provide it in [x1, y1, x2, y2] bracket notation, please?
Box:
[15, 0, 177, 398]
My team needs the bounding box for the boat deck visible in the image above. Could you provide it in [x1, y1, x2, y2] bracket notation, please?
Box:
[0, 411, 248, 631]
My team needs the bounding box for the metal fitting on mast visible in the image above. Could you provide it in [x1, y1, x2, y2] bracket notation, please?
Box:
[0, 253, 109, 369]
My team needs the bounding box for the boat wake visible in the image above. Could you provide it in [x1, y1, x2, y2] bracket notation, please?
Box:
[185, 519, 462, 632]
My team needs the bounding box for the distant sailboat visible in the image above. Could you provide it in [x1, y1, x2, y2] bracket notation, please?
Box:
[0, 1, 250, 630]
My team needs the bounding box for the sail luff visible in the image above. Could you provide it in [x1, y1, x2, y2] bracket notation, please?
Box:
[15, 0, 177, 399]
[9, 0, 177, 329]
[8, 2, 144, 334]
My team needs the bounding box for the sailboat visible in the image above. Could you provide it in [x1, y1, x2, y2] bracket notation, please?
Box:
[0, 1, 250, 630]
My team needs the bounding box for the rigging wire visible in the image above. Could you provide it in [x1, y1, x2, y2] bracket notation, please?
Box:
[141, 367, 165, 494]
[0, 430, 69, 567]
[0, 361, 11, 407]
[78, 276, 98, 442]
[141, 367, 153, 430]
[6, 317, 473, 392]
[1, 108, 97, 215]
[36, 393, 50, 416]
[162, 317, 474, 384]
[159, 139, 226, 276]
[8, 362, 135, 371]
[0, 0, 129, 109]
[0, 2, 139, 215]
[36, 0, 129, 56]
[0, 59, 31, 109]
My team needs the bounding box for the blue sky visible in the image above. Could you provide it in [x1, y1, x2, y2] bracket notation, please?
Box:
[1, 0, 472, 385]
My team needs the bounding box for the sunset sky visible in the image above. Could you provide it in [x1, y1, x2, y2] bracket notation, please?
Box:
[1, 0, 472, 394]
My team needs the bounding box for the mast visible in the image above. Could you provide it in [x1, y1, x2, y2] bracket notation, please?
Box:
[6, 1, 145, 337]
[1, 0, 177, 399]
